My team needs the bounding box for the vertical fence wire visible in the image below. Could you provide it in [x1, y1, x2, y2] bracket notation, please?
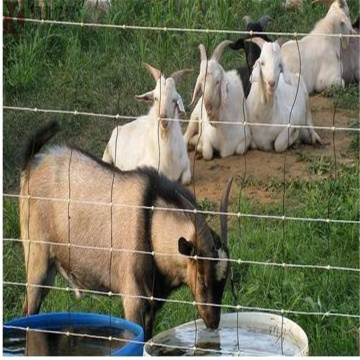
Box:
[190, 34, 211, 353]
[280, 34, 302, 354]
[66, 148, 73, 354]
[235, 42, 251, 355]
[24, 20, 44, 353]
[323, 35, 342, 355]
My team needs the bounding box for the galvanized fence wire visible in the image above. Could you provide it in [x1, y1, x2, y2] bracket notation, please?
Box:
[4, 281, 360, 319]
[4, 193, 359, 225]
[3, 16, 360, 38]
[3, 12, 360, 356]
[4, 105, 360, 132]
[3, 237, 360, 273]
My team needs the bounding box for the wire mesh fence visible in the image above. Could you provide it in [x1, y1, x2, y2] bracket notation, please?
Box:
[3, 0, 360, 356]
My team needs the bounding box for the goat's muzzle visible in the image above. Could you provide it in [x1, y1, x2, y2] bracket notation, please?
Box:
[200, 305, 221, 329]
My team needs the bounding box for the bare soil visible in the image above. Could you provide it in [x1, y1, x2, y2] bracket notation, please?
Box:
[185, 95, 358, 204]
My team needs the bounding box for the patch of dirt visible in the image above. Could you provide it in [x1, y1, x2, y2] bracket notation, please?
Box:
[185, 95, 358, 204]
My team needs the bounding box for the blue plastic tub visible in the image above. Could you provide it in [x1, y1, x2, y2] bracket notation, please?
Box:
[3, 312, 144, 356]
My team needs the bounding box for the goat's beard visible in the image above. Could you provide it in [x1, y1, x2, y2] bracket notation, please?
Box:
[160, 122, 170, 141]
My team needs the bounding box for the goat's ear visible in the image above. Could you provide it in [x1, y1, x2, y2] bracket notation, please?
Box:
[135, 90, 154, 103]
[178, 237, 195, 257]
[176, 95, 185, 113]
[250, 61, 261, 83]
[280, 62, 292, 85]
[221, 76, 228, 105]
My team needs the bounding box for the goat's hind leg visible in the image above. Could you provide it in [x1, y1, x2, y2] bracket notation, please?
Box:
[300, 100, 322, 146]
[22, 243, 55, 315]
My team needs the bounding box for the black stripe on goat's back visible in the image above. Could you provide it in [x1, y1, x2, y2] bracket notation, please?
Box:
[73, 146, 196, 209]
[141, 168, 197, 250]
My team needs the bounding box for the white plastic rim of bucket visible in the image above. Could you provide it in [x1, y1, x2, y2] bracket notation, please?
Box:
[143, 311, 309, 356]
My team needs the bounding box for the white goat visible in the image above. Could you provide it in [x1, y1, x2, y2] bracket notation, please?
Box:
[281, 0, 353, 94]
[247, 37, 321, 152]
[184, 41, 251, 161]
[103, 63, 192, 185]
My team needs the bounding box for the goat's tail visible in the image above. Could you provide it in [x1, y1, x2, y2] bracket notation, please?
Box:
[22, 120, 60, 171]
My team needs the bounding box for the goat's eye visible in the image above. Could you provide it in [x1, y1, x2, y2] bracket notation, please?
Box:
[216, 80, 220, 85]
[260, 61, 265, 66]
[198, 277, 205, 286]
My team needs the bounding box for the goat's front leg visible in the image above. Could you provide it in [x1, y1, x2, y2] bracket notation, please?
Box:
[123, 296, 153, 340]
[184, 116, 200, 148]
[274, 127, 300, 153]
[235, 129, 251, 155]
[180, 158, 192, 185]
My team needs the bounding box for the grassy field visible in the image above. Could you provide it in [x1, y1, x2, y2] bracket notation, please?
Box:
[3, 0, 360, 356]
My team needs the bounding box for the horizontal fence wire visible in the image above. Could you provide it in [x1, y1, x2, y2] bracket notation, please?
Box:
[3, 16, 360, 38]
[4, 237, 360, 273]
[4, 193, 359, 225]
[3, 105, 360, 132]
[4, 281, 360, 319]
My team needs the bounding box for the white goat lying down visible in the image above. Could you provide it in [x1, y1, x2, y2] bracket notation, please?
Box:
[103, 63, 192, 185]
[247, 37, 321, 152]
[184, 40, 251, 160]
[281, 0, 353, 94]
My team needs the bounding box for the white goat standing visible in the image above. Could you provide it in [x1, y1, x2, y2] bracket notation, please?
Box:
[281, 0, 353, 94]
[247, 37, 321, 152]
[103, 63, 192, 185]
[184, 41, 251, 160]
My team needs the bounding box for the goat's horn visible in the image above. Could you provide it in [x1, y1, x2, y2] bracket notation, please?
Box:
[246, 36, 267, 49]
[211, 40, 233, 62]
[143, 62, 161, 81]
[259, 15, 271, 28]
[220, 178, 233, 248]
[199, 44, 207, 62]
[243, 15, 253, 26]
[189, 77, 202, 108]
[177, 192, 208, 234]
[170, 68, 193, 84]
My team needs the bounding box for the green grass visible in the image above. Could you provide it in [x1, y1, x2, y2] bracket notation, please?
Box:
[3, 0, 360, 356]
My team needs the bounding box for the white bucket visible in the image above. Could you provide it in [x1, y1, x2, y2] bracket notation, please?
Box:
[144, 312, 309, 356]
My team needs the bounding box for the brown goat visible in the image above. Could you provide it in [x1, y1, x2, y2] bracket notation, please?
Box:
[20, 121, 232, 340]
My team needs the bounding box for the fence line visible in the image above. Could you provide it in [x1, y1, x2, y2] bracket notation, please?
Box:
[4, 237, 359, 273]
[4, 193, 359, 225]
[3, 16, 360, 38]
[4, 281, 360, 320]
[3, 105, 360, 132]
